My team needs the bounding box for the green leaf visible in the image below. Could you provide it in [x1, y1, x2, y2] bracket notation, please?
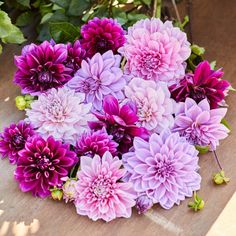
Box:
[112, 8, 127, 25]
[0, 44, 2, 54]
[16, 12, 34, 26]
[221, 118, 231, 131]
[16, 0, 30, 8]
[210, 61, 216, 70]
[51, 0, 70, 9]
[40, 12, 53, 24]
[141, 0, 152, 6]
[195, 145, 209, 154]
[68, 0, 90, 16]
[0, 1, 4, 6]
[49, 22, 79, 43]
[127, 13, 148, 22]
[228, 85, 236, 92]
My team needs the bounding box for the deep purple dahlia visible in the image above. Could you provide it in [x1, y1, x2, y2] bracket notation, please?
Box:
[75, 129, 118, 157]
[0, 121, 35, 164]
[81, 17, 126, 57]
[169, 61, 230, 108]
[14, 136, 77, 198]
[89, 95, 148, 154]
[14, 41, 72, 95]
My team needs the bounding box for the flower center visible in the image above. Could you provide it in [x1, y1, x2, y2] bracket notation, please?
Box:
[95, 38, 111, 54]
[140, 51, 161, 72]
[47, 99, 65, 122]
[77, 77, 100, 93]
[38, 71, 53, 83]
[155, 159, 174, 179]
[108, 125, 126, 142]
[12, 133, 25, 148]
[36, 155, 53, 171]
[190, 87, 206, 103]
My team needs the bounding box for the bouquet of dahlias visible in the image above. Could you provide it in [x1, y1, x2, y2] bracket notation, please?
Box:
[0, 17, 232, 222]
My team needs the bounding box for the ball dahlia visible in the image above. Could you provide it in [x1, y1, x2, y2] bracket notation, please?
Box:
[14, 41, 72, 95]
[169, 61, 230, 108]
[122, 129, 201, 209]
[81, 17, 126, 57]
[120, 18, 191, 83]
[14, 135, 77, 198]
[67, 50, 126, 111]
[0, 121, 35, 164]
[75, 129, 118, 157]
[26, 87, 94, 144]
[172, 98, 229, 150]
[74, 151, 136, 222]
[124, 77, 175, 132]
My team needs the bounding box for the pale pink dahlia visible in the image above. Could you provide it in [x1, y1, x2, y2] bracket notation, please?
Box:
[125, 77, 175, 132]
[61, 177, 78, 203]
[172, 98, 229, 150]
[120, 18, 191, 83]
[122, 129, 201, 209]
[75, 151, 136, 222]
[26, 87, 94, 144]
[67, 50, 126, 111]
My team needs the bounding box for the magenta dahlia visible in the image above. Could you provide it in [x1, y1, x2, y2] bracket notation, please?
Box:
[14, 41, 72, 95]
[74, 151, 136, 222]
[122, 129, 201, 209]
[89, 95, 148, 154]
[0, 121, 35, 164]
[169, 61, 230, 108]
[81, 17, 126, 57]
[14, 136, 77, 198]
[75, 129, 118, 157]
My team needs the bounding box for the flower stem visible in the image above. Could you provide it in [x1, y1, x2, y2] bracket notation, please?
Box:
[213, 150, 223, 170]
[171, 0, 181, 23]
[153, 0, 162, 18]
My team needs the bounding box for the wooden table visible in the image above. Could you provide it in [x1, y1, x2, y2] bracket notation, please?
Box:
[0, 1, 236, 235]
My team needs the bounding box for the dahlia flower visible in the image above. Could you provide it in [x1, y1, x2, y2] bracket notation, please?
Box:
[122, 129, 201, 209]
[75, 151, 136, 222]
[88, 95, 148, 154]
[67, 50, 126, 111]
[14, 41, 72, 95]
[169, 61, 230, 108]
[75, 129, 118, 157]
[172, 98, 229, 150]
[81, 17, 126, 57]
[135, 194, 153, 214]
[120, 18, 191, 83]
[26, 87, 94, 144]
[14, 136, 77, 198]
[125, 77, 175, 132]
[61, 177, 78, 203]
[0, 121, 35, 164]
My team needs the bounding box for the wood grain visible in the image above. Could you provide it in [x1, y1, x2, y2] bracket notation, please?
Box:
[0, 1, 236, 235]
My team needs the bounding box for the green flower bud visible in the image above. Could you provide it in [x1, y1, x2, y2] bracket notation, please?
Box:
[15, 96, 26, 110]
[213, 170, 230, 185]
[24, 94, 35, 101]
[51, 187, 63, 201]
[188, 192, 204, 212]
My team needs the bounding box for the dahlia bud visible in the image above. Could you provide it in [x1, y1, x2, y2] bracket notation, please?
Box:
[51, 187, 63, 201]
[62, 177, 78, 203]
[136, 194, 153, 214]
[15, 96, 26, 110]
[188, 192, 204, 212]
[213, 170, 230, 185]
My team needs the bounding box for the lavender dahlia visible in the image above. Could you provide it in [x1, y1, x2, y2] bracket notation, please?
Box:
[169, 61, 230, 108]
[14, 41, 72, 95]
[14, 136, 77, 198]
[123, 129, 201, 209]
[75, 151, 136, 222]
[172, 98, 229, 150]
[81, 17, 126, 57]
[67, 50, 126, 111]
[135, 194, 153, 214]
[0, 121, 35, 164]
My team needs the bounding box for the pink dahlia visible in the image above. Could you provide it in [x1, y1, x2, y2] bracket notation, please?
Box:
[122, 129, 201, 209]
[75, 129, 118, 157]
[0, 121, 35, 164]
[81, 17, 126, 57]
[67, 50, 126, 111]
[169, 61, 230, 108]
[125, 77, 175, 132]
[75, 151, 136, 222]
[14, 136, 77, 198]
[14, 41, 72, 95]
[172, 98, 229, 150]
[89, 95, 148, 154]
[26, 87, 94, 144]
[120, 18, 191, 83]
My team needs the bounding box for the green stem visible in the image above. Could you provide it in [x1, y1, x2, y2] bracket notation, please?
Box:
[153, 0, 162, 18]
[213, 150, 223, 170]
[171, 0, 181, 23]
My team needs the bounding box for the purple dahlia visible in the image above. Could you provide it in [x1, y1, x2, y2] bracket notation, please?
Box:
[81, 17, 126, 57]
[14, 41, 72, 95]
[169, 61, 230, 108]
[0, 121, 35, 164]
[14, 136, 77, 198]
[89, 95, 148, 154]
[75, 129, 118, 157]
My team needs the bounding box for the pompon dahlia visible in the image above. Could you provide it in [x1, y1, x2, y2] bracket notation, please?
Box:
[14, 41, 72, 95]
[125, 77, 175, 132]
[172, 98, 229, 150]
[74, 151, 136, 222]
[67, 50, 126, 111]
[0, 121, 35, 164]
[26, 87, 94, 144]
[88, 95, 148, 154]
[75, 129, 118, 157]
[169, 61, 230, 108]
[14, 136, 77, 198]
[120, 18, 191, 83]
[122, 129, 201, 209]
[81, 17, 126, 57]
